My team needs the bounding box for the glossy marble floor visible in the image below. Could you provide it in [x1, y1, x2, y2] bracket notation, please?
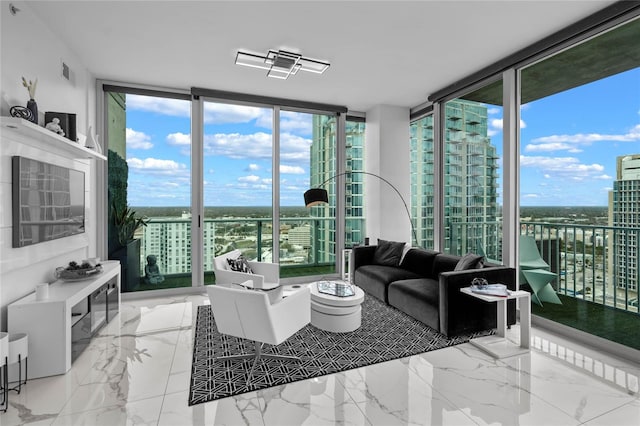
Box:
[1, 292, 639, 426]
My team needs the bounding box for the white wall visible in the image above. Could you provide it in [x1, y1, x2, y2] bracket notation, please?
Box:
[0, 1, 97, 331]
[0, 1, 94, 133]
[364, 105, 411, 245]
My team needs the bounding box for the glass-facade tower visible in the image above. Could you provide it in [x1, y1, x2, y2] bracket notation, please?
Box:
[610, 154, 640, 291]
[411, 100, 500, 254]
[310, 116, 365, 264]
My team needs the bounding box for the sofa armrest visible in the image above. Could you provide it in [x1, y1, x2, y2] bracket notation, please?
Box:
[438, 266, 517, 337]
[351, 245, 377, 277]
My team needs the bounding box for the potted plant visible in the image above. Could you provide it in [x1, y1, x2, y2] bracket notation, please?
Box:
[110, 202, 149, 292]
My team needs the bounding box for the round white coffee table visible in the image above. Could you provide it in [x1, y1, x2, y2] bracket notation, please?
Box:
[309, 281, 365, 333]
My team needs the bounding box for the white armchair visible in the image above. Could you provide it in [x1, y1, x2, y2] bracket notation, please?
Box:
[205, 283, 311, 385]
[213, 249, 280, 290]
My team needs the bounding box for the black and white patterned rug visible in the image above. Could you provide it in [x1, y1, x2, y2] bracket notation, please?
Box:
[189, 294, 491, 405]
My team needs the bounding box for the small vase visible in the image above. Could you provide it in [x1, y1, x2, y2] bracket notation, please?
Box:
[26, 99, 38, 124]
[85, 125, 102, 153]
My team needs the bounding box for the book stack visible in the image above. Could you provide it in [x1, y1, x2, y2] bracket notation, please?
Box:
[470, 283, 509, 297]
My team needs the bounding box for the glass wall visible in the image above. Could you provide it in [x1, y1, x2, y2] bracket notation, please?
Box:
[410, 114, 435, 248]
[202, 100, 273, 280]
[518, 17, 640, 347]
[106, 92, 192, 292]
[345, 118, 366, 248]
[442, 81, 503, 261]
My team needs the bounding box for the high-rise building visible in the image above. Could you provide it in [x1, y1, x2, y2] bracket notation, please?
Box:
[140, 213, 216, 275]
[309, 116, 365, 264]
[609, 154, 640, 291]
[411, 100, 500, 255]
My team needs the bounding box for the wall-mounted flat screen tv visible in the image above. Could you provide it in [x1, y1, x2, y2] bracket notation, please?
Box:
[12, 156, 85, 248]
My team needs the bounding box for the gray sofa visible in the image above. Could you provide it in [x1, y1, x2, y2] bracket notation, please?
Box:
[351, 245, 516, 337]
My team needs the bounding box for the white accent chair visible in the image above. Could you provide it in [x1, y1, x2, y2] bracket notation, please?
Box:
[206, 283, 311, 385]
[213, 249, 280, 290]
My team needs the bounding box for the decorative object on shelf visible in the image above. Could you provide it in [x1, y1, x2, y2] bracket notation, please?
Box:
[44, 111, 76, 142]
[45, 117, 65, 136]
[84, 125, 102, 153]
[55, 261, 103, 282]
[22, 77, 38, 124]
[304, 171, 419, 247]
[9, 105, 34, 121]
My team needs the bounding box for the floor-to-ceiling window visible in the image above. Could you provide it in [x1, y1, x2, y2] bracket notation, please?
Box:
[410, 114, 435, 248]
[105, 90, 192, 292]
[441, 80, 503, 261]
[201, 100, 273, 280]
[105, 86, 353, 289]
[518, 16, 640, 349]
[279, 111, 337, 277]
[345, 117, 366, 248]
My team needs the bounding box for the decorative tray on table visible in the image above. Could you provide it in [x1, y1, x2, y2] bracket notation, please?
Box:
[55, 261, 103, 282]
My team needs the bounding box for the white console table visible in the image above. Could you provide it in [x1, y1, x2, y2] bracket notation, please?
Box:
[8, 262, 121, 378]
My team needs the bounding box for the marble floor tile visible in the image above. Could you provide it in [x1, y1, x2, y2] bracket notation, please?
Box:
[582, 398, 640, 425]
[257, 374, 370, 426]
[337, 357, 476, 425]
[1, 292, 638, 426]
[158, 390, 265, 426]
[51, 395, 163, 426]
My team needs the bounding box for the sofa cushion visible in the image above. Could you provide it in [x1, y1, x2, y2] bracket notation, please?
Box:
[432, 253, 463, 276]
[227, 255, 253, 274]
[372, 239, 405, 266]
[454, 252, 484, 271]
[400, 248, 439, 277]
[355, 264, 421, 303]
[388, 278, 440, 331]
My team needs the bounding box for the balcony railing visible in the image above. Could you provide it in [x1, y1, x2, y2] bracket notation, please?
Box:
[449, 221, 639, 316]
[136, 216, 365, 286]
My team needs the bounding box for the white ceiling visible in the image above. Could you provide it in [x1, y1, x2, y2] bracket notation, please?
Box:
[26, 0, 615, 112]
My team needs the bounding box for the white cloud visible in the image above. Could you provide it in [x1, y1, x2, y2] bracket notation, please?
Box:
[127, 95, 190, 117]
[525, 142, 582, 153]
[203, 103, 269, 126]
[167, 132, 190, 146]
[532, 124, 640, 144]
[487, 107, 500, 115]
[523, 193, 539, 198]
[488, 118, 527, 136]
[280, 165, 305, 174]
[203, 131, 311, 162]
[238, 175, 260, 183]
[127, 157, 188, 177]
[126, 128, 153, 149]
[247, 164, 260, 171]
[280, 111, 313, 135]
[520, 155, 606, 181]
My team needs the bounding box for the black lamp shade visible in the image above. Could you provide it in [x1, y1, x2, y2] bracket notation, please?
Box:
[304, 188, 329, 207]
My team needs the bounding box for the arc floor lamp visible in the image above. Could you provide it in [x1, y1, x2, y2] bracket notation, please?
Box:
[303, 171, 419, 247]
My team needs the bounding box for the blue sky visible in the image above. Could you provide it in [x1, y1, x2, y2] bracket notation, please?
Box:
[124, 68, 639, 208]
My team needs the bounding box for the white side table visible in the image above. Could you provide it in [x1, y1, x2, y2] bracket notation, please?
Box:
[460, 287, 531, 359]
[309, 281, 364, 333]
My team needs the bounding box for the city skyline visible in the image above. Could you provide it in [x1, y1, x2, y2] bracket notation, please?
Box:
[123, 68, 639, 207]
